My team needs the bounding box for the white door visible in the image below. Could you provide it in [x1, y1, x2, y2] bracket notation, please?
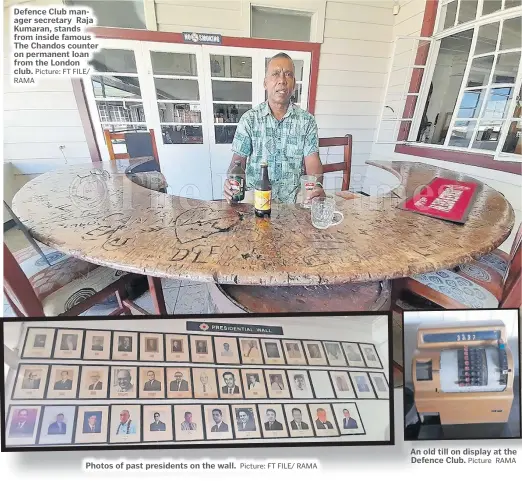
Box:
[141, 42, 213, 199]
[86, 41, 311, 201]
[202, 47, 312, 200]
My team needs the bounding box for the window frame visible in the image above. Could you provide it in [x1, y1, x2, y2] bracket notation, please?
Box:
[409, 0, 522, 162]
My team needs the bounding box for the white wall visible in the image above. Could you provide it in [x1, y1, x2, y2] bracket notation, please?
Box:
[3, 0, 91, 179]
[403, 309, 520, 385]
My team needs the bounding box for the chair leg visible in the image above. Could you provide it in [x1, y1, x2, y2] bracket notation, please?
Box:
[115, 287, 132, 316]
[148, 276, 167, 315]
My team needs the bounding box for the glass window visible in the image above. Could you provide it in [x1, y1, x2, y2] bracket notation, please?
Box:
[210, 55, 252, 78]
[475, 22, 499, 55]
[161, 126, 203, 144]
[467, 56, 494, 86]
[96, 101, 145, 123]
[213, 104, 250, 123]
[472, 120, 503, 150]
[500, 17, 522, 51]
[215, 126, 238, 144]
[158, 103, 202, 124]
[91, 76, 141, 99]
[65, 0, 146, 29]
[102, 124, 147, 134]
[482, 0, 502, 16]
[449, 120, 477, 146]
[505, 0, 522, 9]
[251, 6, 312, 41]
[211, 81, 252, 102]
[90, 49, 137, 74]
[458, 0, 478, 24]
[151, 52, 197, 76]
[441, 1, 458, 30]
[492, 51, 520, 83]
[457, 90, 486, 117]
[482, 87, 514, 118]
[502, 121, 522, 153]
[416, 30, 473, 144]
[154, 79, 200, 101]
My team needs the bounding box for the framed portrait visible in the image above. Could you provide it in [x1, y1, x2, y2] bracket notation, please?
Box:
[264, 369, 290, 398]
[190, 335, 214, 363]
[173, 405, 204, 441]
[192, 368, 218, 399]
[284, 404, 314, 438]
[139, 332, 164, 362]
[333, 403, 366, 435]
[214, 336, 240, 364]
[78, 365, 109, 399]
[22, 327, 55, 358]
[46, 364, 80, 399]
[342, 342, 366, 368]
[238, 337, 263, 364]
[369, 372, 389, 399]
[260, 339, 285, 365]
[308, 370, 335, 399]
[324, 341, 347, 366]
[231, 404, 261, 439]
[109, 405, 141, 444]
[309, 403, 340, 437]
[83, 330, 111, 360]
[288, 370, 314, 399]
[74, 405, 109, 444]
[109, 366, 138, 399]
[282, 340, 306, 365]
[359, 343, 382, 369]
[165, 334, 190, 362]
[166, 367, 193, 399]
[12, 364, 49, 400]
[112, 331, 138, 361]
[37, 405, 76, 445]
[54, 329, 83, 359]
[259, 404, 289, 439]
[303, 341, 327, 366]
[329, 371, 356, 399]
[5, 405, 41, 446]
[217, 368, 243, 399]
[139, 367, 165, 399]
[349, 371, 376, 399]
[204, 404, 234, 441]
[241, 368, 268, 399]
[143, 404, 174, 442]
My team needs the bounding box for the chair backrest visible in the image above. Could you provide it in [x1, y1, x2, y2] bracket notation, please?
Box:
[318, 134, 353, 191]
[501, 223, 522, 308]
[3, 243, 45, 317]
[103, 129, 160, 166]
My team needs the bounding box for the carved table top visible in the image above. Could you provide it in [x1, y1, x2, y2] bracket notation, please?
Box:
[12, 160, 514, 286]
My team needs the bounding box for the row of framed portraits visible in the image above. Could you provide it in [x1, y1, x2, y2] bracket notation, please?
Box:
[5, 401, 367, 447]
[21, 327, 384, 369]
[12, 363, 390, 401]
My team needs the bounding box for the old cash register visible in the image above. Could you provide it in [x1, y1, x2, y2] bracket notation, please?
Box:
[412, 323, 514, 429]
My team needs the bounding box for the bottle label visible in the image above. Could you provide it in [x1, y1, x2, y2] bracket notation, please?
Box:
[229, 177, 243, 192]
[254, 190, 271, 211]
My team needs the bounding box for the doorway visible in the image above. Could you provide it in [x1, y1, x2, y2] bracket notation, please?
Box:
[84, 38, 311, 200]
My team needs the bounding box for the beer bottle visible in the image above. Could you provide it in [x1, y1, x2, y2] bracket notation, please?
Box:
[254, 163, 272, 217]
[228, 159, 245, 202]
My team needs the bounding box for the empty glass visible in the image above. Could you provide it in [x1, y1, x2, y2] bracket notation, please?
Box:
[311, 197, 344, 229]
[300, 175, 317, 208]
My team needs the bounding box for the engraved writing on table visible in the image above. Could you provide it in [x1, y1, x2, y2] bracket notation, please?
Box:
[11, 162, 514, 286]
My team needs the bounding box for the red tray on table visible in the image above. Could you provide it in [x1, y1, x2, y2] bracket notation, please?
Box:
[398, 177, 479, 224]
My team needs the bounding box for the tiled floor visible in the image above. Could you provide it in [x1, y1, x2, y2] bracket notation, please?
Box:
[3, 228, 213, 317]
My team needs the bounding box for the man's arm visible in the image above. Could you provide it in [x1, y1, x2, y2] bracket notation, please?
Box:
[303, 117, 325, 200]
[224, 113, 253, 203]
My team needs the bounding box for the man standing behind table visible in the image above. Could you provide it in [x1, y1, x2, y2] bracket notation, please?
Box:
[223, 52, 325, 204]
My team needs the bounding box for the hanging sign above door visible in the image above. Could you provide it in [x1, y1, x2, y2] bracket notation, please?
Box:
[183, 32, 222, 45]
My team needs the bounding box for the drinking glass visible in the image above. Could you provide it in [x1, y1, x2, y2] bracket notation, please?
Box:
[300, 175, 317, 208]
[311, 197, 344, 229]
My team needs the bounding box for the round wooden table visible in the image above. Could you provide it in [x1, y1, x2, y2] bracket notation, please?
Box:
[12, 160, 514, 313]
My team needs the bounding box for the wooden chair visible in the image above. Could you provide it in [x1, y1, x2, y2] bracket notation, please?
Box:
[393, 223, 522, 310]
[103, 129, 160, 166]
[3, 243, 166, 317]
[319, 134, 353, 191]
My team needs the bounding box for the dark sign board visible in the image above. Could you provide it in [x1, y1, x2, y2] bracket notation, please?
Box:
[183, 32, 222, 45]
